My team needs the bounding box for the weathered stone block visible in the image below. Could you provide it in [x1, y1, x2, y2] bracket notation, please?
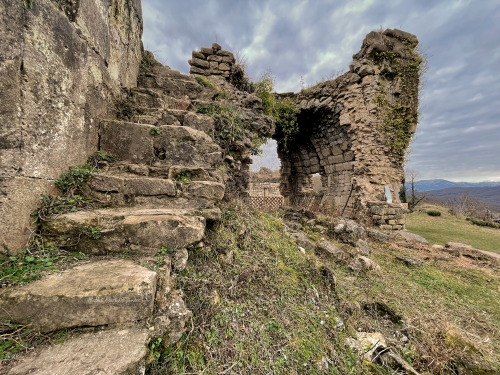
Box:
[207, 55, 223, 62]
[0, 260, 157, 331]
[221, 55, 235, 63]
[189, 58, 210, 69]
[184, 181, 225, 200]
[189, 66, 207, 75]
[216, 50, 234, 58]
[7, 327, 150, 375]
[42, 208, 206, 254]
[192, 51, 205, 59]
[200, 47, 213, 55]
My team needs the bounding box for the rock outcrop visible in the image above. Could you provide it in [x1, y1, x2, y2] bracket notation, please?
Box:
[1, 38, 272, 372]
[0, 0, 143, 252]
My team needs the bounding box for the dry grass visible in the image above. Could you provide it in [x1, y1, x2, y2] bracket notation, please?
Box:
[148, 206, 499, 374]
[334, 238, 499, 374]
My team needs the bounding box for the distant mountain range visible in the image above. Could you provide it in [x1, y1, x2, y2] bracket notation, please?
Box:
[409, 180, 500, 212]
[412, 179, 500, 192]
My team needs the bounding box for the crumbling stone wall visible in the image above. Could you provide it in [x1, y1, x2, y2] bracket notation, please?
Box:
[277, 29, 421, 224]
[187, 45, 274, 200]
[189, 43, 236, 78]
[0, 0, 143, 251]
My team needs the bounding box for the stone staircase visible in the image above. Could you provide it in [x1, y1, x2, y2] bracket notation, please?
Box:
[0, 62, 227, 374]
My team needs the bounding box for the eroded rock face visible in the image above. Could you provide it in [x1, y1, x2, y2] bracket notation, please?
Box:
[0, 260, 157, 332]
[7, 327, 150, 375]
[276, 29, 420, 221]
[0, 0, 143, 252]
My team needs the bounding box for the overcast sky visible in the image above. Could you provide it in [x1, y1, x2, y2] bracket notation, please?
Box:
[142, 0, 500, 182]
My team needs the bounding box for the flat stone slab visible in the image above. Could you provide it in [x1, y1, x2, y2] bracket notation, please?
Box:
[90, 174, 224, 209]
[8, 327, 150, 375]
[0, 260, 157, 332]
[396, 230, 429, 245]
[91, 174, 177, 196]
[42, 208, 206, 254]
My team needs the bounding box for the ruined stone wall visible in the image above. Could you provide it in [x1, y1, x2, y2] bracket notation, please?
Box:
[188, 43, 236, 78]
[277, 29, 421, 223]
[187, 44, 274, 200]
[0, 0, 143, 251]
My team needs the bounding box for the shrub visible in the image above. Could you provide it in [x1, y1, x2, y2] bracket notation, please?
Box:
[273, 97, 300, 152]
[228, 64, 254, 92]
[149, 127, 162, 136]
[115, 95, 136, 121]
[466, 217, 500, 229]
[175, 171, 192, 185]
[140, 50, 158, 75]
[87, 151, 113, 169]
[254, 74, 275, 116]
[427, 210, 441, 217]
[196, 103, 245, 148]
[253, 75, 299, 153]
[194, 76, 214, 89]
[55, 165, 94, 196]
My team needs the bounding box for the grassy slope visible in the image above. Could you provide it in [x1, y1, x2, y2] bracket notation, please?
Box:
[406, 204, 500, 252]
[148, 207, 499, 375]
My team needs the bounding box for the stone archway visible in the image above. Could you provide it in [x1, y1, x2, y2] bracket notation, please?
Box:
[276, 29, 421, 225]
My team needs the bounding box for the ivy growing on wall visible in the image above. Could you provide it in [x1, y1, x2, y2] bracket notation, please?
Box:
[373, 45, 423, 166]
[254, 74, 299, 153]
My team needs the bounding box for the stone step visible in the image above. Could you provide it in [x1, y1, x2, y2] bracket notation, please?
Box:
[90, 173, 225, 209]
[99, 120, 222, 169]
[138, 74, 203, 99]
[150, 64, 191, 80]
[104, 163, 221, 182]
[0, 260, 157, 332]
[132, 108, 215, 133]
[42, 207, 208, 254]
[132, 87, 193, 111]
[7, 327, 150, 375]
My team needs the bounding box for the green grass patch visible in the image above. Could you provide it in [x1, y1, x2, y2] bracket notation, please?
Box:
[407, 205, 500, 252]
[194, 76, 214, 89]
[147, 206, 375, 375]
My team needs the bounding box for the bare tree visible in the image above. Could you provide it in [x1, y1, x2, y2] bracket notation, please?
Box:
[402, 169, 425, 211]
[447, 193, 488, 218]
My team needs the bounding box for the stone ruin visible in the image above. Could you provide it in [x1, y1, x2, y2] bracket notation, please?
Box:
[188, 43, 236, 78]
[0, 2, 422, 370]
[275, 29, 421, 229]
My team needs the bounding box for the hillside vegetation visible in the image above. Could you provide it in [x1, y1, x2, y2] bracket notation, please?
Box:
[407, 204, 500, 252]
[148, 205, 499, 375]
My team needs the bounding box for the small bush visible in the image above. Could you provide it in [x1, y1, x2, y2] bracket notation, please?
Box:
[194, 76, 214, 89]
[87, 151, 113, 169]
[33, 194, 93, 220]
[254, 74, 275, 116]
[427, 210, 441, 217]
[140, 50, 158, 75]
[228, 64, 254, 92]
[149, 127, 162, 136]
[274, 97, 300, 152]
[466, 217, 500, 229]
[196, 103, 245, 148]
[175, 171, 192, 185]
[55, 165, 95, 196]
[115, 95, 135, 121]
